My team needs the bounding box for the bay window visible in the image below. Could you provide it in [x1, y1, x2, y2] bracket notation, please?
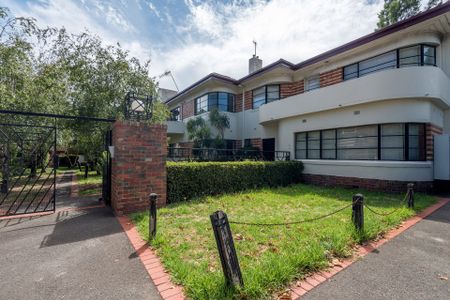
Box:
[194, 92, 235, 115]
[295, 123, 425, 161]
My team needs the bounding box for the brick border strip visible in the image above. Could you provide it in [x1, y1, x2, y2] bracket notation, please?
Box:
[116, 215, 186, 300]
[288, 198, 450, 298]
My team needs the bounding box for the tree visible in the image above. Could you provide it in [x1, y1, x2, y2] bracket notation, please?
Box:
[377, 0, 444, 29]
[186, 117, 211, 148]
[208, 108, 230, 142]
[377, 0, 421, 29]
[0, 6, 169, 174]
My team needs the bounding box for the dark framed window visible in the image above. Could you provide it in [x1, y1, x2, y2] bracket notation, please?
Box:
[343, 44, 436, 81]
[252, 84, 280, 109]
[169, 106, 181, 121]
[294, 123, 425, 161]
[194, 92, 235, 115]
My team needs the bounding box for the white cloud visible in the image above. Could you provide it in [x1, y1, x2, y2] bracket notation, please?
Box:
[152, 0, 384, 90]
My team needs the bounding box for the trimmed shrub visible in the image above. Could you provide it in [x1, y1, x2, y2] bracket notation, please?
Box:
[167, 161, 303, 203]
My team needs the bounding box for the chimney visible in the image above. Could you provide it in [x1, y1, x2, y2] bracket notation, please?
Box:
[249, 55, 263, 74]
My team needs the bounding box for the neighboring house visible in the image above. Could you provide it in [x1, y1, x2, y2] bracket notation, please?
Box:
[165, 3, 450, 192]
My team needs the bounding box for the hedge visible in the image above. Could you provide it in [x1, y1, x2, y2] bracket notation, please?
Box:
[167, 161, 304, 203]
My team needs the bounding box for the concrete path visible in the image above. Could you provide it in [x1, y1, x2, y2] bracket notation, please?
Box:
[0, 171, 161, 300]
[304, 201, 450, 300]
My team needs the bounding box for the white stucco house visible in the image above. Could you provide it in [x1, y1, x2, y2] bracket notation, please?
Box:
[163, 3, 450, 192]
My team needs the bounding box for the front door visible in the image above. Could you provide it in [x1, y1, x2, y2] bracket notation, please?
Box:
[262, 138, 275, 161]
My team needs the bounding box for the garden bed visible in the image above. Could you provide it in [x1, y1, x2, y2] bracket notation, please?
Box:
[131, 184, 435, 299]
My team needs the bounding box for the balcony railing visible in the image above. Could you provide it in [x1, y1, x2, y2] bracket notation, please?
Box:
[167, 147, 291, 162]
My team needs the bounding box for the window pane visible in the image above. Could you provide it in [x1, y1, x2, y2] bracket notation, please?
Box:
[253, 86, 266, 108]
[338, 149, 378, 160]
[338, 125, 377, 139]
[359, 51, 396, 76]
[408, 124, 425, 161]
[306, 75, 320, 91]
[296, 150, 306, 159]
[195, 95, 208, 114]
[308, 149, 320, 159]
[217, 92, 228, 111]
[399, 45, 420, 67]
[322, 149, 336, 159]
[344, 63, 358, 80]
[423, 45, 436, 66]
[382, 149, 404, 160]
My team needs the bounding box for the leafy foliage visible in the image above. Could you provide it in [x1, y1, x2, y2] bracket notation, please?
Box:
[208, 108, 230, 141]
[0, 6, 169, 162]
[377, 0, 443, 29]
[186, 117, 212, 148]
[167, 161, 304, 203]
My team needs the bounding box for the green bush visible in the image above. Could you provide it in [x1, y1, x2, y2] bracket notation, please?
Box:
[167, 161, 303, 203]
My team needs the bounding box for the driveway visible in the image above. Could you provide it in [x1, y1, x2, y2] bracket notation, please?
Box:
[303, 201, 450, 300]
[0, 171, 161, 300]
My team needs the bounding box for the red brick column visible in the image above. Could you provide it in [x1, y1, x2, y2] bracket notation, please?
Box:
[111, 121, 167, 215]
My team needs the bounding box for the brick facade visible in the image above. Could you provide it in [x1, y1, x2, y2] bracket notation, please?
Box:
[302, 174, 433, 193]
[111, 121, 167, 215]
[235, 94, 243, 113]
[245, 138, 262, 150]
[320, 68, 343, 88]
[426, 123, 443, 161]
[182, 99, 194, 120]
[280, 80, 304, 99]
[244, 90, 253, 110]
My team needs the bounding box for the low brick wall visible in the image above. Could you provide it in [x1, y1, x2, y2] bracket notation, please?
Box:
[111, 121, 167, 215]
[302, 173, 433, 193]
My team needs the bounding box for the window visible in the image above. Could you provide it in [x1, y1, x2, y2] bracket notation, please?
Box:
[343, 44, 436, 81]
[294, 123, 425, 161]
[358, 51, 396, 77]
[337, 125, 378, 160]
[305, 75, 320, 91]
[252, 85, 280, 108]
[195, 95, 208, 114]
[194, 92, 235, 115]
[169, 106, 181, 121]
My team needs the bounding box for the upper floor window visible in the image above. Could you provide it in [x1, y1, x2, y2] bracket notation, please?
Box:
[343, 44, 436, 81]
[194, 92, 235, 115]
[252, 84, 280, 109]
[169, 106, 181, 121]
[305, 75, 320, 92]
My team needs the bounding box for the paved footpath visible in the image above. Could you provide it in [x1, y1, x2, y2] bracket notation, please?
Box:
[304, 201, 450, 300]
[0, 171, 161, 300]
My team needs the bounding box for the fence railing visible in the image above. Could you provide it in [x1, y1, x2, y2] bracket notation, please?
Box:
[167, 147, 291, 162]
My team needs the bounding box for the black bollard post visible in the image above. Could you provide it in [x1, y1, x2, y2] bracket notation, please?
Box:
[352, 194, 364, 232]
[149, 193, 157, 242]
[210, 211, 244, 288]
[407, 183, 414, 208]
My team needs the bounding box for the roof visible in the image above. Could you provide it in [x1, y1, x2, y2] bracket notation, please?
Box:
[166, 2, 450, 104]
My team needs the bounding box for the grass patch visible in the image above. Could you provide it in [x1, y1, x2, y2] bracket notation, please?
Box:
[79, 188, 101, 196]
[76, 169, 102, 186]
[131, 184, 436, 299]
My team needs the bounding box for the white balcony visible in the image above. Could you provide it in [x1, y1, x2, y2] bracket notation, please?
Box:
[259, 66, 450, 124]
[166, 121, 185, 135]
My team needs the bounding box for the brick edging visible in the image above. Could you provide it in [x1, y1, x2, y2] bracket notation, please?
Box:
[288, 198, 450, 298]
[116, 215, 186, 300]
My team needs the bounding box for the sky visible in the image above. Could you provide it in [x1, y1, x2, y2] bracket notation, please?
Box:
[4, 0, 390, 91]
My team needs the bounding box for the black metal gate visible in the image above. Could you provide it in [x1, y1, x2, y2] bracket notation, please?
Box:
[0, 123, 56, 217]
[101, 130, 112, 206]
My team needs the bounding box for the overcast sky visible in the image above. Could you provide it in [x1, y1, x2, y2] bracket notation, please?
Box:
[5, 0, 389, 91]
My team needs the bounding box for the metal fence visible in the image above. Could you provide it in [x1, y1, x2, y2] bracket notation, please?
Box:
[167, 147, 291, 162]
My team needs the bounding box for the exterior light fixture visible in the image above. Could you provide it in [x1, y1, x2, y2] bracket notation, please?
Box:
[124, 91, 153, 121]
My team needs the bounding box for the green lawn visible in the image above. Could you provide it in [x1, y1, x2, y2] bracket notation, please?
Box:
[75, 169, 102, 186]
[131, 184, 436, 300]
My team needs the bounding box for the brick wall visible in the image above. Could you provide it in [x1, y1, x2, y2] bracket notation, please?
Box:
[426, 123, 443, 161]
[302, 174, 433, 193]
[111, 121, 167, 215]
[244, 90, 253, 110]
[182, 100, 195, 120]
[280, 80, 304, 99]
[235, 94, 243, 113]
[320, 68, 343, 88]
[246, 138, 262, 149]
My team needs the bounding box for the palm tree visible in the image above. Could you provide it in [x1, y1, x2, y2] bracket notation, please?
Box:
[186, 117, 211, 148]
[209, 108, 230, 141]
